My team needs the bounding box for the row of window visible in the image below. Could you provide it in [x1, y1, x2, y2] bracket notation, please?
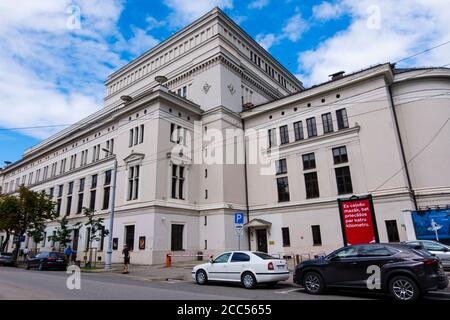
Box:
[3, 139, 114, 193]
[276, 146, 353, 202]
[268, 108, 349, 147]
[281, 220, 400, 247]
[51, 170, 113, 216]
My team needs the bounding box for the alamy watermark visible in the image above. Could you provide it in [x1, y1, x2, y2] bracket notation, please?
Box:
[66, 265, 81, 290]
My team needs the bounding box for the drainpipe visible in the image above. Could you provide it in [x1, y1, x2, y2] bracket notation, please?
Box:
[242, 118, 251, 250]
[387, 83, 418, 211]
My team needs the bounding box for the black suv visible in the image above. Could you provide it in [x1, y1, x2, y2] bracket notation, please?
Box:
[294, 243, 448, 301]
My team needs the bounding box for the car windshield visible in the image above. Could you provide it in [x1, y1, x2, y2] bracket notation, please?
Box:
[252, 252, 275, 260]
[50, 252, 65, 258]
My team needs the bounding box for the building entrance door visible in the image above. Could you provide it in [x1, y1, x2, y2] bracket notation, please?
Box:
[72, 229, 79, 251]
[256, 229, 268, 253]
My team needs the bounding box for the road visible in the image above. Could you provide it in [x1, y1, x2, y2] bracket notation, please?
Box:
[0, 266, 449, 300]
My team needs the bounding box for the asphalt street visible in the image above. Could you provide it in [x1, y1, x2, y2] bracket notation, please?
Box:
[0, 266, 449, 300]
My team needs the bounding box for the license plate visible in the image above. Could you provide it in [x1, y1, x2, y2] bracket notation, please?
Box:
[57, 259, 63, 262]
[277, 265, 285, 270]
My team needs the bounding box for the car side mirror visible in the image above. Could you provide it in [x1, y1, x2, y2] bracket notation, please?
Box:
[443, 248, 449, 252]
[209, 259, 214, 264]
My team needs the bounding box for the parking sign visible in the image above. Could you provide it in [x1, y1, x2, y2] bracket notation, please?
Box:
[235, 212, 244, 224]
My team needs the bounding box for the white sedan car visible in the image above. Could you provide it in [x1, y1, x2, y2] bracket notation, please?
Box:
[192, 251, 290, 289]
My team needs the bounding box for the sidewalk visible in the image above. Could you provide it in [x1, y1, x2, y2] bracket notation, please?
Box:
[81, 260, 198, 282]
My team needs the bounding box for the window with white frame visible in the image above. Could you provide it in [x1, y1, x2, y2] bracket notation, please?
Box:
[127, 165, 140, 201]
[171, 164, 185, 200]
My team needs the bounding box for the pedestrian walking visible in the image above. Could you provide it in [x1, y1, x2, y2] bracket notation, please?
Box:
[23, 247, 29, 261]
[71, 249, 77, 265]
[122, 244, 130, 274]
[64, 246, 73, 263]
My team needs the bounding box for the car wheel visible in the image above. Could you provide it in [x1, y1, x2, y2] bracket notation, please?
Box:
[38, 263, 45, 271]
[303, 272, 324, 295]
[389, 275, 419, 301]
[241, 272, 257, 289]
[196, 270, 208, 285]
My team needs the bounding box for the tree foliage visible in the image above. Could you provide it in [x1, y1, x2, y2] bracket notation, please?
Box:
[0, 187, 56, 261]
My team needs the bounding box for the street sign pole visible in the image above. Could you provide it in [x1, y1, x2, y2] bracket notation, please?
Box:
[234, 212, 245, 251]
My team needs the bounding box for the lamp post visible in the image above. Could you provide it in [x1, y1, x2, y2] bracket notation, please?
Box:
[103, 149, 118, 270]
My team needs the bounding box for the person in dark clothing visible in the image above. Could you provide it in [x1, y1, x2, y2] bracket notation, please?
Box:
[122, 244, 130, 274]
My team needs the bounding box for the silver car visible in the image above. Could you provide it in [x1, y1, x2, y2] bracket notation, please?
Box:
[405, 240, 450, 269]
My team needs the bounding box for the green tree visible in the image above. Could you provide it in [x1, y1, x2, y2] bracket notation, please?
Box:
[83, 208, 109, 267]
[6, 186, 56, 263]
[0, 195, 21, 252]
[47, 215, 80, 251]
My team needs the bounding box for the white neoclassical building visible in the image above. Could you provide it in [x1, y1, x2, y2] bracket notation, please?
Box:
[1, 8, 450, 264]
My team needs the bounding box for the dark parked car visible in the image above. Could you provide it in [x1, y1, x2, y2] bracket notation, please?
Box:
[26, 252, 67, 271]
[0, 252, 14, 266]
[294, 243, 448, 301]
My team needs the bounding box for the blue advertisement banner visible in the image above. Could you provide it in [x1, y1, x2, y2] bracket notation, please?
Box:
[411, 209, 450, 244]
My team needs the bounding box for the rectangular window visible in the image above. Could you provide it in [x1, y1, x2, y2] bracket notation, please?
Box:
[139, 124, 144, 143]
[171, 224, 184, 251]
[204, 216, 207, 226]
[91, 174, 98, 189]
[102, 187, 110, 210]
[335, 166, 353, 195]
[171, 165, 185, 200]
[49, 187, 54, 199]
[66, 196, 72, 216]
[129, 128, 134, 147]
[276, 177, 290, 202]
[68, 181, 74, 195]
[279, 125, 289, 145]
[282, 227, 291, 247]
[89, 190, 96, 210]
[77, 193, 83, 214]
[294, 121, 304, 141]
[304, 172, 320, 198]
[322, 112, 334, 133]
[58, 185, 64, 198]
[276, 159, 287, 175]
[333, 146, 348, 164]
[56, 198, 62, 217]
[79, 178, 85, 192]
[170, 123, 176, 142]
[312, 225, 322, 246]
[125, 225, 135, 251]
[127, 165, 140, 200]
[336, 108, 349, 130]
[302, 153, 316, 170]
[104, 170, 112, 186]
[306, 117, 317, 137]
[385, 220, 400, 243]
[268, 128, 277, 148]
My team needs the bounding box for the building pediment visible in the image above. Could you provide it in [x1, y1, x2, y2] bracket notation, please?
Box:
[123, 153, 145, 164]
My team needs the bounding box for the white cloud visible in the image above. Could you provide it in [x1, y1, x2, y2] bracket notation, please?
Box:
[248, 0, 270, 10]
[282, 13, 309, 42]
[0, 0, 167, 140]
[164, 0, 233, 27]
[312, 1, 344, 21]
[298, 0, 450, 86]
[256, 33, 281, 50]
[126, 27, 160, 56]
[145, 16, 166, 30]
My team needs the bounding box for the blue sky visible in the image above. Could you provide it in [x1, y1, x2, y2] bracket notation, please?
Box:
[0, 0, 449, 164]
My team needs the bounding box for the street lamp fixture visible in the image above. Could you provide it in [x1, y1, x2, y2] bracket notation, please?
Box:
[102, 148, 118, 270]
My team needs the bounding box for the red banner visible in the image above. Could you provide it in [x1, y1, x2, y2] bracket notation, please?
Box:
[339, 197, 378, 245]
